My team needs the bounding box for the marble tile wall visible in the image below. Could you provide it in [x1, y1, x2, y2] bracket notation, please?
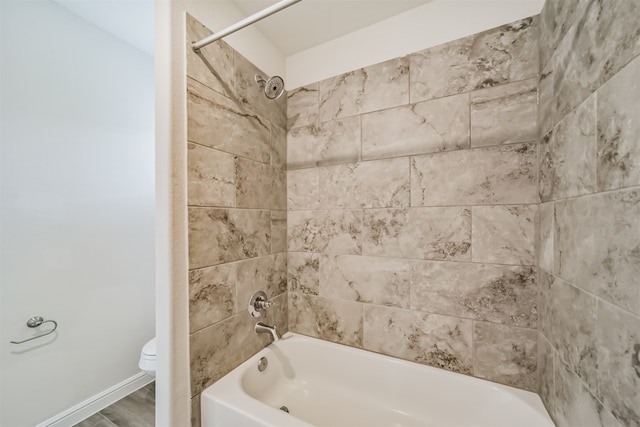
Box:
[183, 4, 640, 425]
[537, 1, 640, 426]
[287, 17, 540, 391]
[185, 14, 288, 426]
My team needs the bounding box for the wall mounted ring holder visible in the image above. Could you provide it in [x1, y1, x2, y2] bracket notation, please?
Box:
[10, 316, 58, 344]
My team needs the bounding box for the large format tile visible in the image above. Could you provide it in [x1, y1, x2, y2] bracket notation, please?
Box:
[473, 322, 537, 391]
[363, 306, 472, 374]
[187, 78, 271, 164]
[287, 83, 319, 130]
[270, 210, 287, 254]
[555, 189, 640, 316]
[539, 60, 554, 137]
[269, 291, 290, 334]
[187, 143, 236, 207]
[287, 168, 320, 210]
[538, 0, 589, 70]
[411, 143, 537, 206]
[271, 124, 287, 169]
[190, 313, 270, 396]
[363, 207, 471, 261]
[235, 253, 287, 314]
[287, 252, 319, 295]
[539, 93, 596, 202]
[288, 293, 363, 347]
[235, 157, 286, 210]
[319, 158, 410, 209]
[189, 264, 236, 333]
[186, 14, 234, 98]
[537, 270, 554, 339]
[233, 50, 286, 129]
[470, 79, 538, 147]
[552, 0, 640, 123]
[188, 208, 270, 269]
[538, 202, 556, 273]
[318, 57, 409, 122]
[547, 275, 598, 390]
[597, 56, 640, 192]
[410, 261, 537, 327]
[597, 301, 640, 426]
[321, 211, 363, 255]
[287, 211, 323, 254]
[471, 205, 536, 266]
[287, 116, 360, 169]
[538, 334, 556, 418]
[288, 210, 362, 255]
[361, 94, 469, 160]
[410, 17, 538, 103]
[554, 360, 619, 427]
[320, 255, 410, 308]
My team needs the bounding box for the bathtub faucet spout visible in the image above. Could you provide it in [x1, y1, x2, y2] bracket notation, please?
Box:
[255, 322, 280, 342]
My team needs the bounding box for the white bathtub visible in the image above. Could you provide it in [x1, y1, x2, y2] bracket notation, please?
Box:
[201, 332, 554, 427]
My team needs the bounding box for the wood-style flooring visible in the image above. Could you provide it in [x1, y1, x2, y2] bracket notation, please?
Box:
[74, 382, 155, 427]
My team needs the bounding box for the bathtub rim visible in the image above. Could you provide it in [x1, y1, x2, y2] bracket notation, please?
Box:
[200, 332, 553, 426]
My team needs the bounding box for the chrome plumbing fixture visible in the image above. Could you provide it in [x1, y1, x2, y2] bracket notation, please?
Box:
[255, 322, 281, 342]
[258, 356, 268, 372]
[249, 290, 274, 318]
[255, 75, 285, 100]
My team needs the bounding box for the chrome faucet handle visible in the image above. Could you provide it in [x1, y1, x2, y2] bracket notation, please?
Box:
[249, 291, 275, 318]
[256, 299, 274, 309]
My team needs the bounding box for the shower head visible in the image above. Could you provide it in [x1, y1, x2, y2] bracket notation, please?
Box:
[255, 75, 285, 100]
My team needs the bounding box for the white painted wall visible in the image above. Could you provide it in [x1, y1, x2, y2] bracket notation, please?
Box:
[285, 0, 544, 89]
[0, 1, 155, 426]
[154, 0, 191, 425]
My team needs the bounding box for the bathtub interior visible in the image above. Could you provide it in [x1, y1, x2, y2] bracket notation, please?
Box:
[202, 333, 553, 427]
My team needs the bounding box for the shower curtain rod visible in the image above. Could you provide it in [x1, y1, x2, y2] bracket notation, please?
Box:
[192, 0, 303, 53]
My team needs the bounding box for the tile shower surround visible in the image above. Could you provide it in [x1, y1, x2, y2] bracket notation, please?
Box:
[185, 6, 640, 427]
[185, 13, 288, 426]
[287, 16, 540, 392]
[537, 0, 640, 426]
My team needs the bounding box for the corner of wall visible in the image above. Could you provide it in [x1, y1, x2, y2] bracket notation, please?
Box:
[155, 0, 191, 426]
[536, 0, 640, 425]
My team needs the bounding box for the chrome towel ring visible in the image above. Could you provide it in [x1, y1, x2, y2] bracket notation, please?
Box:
[10, 316, 58, 344]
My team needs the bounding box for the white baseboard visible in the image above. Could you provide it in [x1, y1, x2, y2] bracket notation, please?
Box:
[37, 372, 154, 427]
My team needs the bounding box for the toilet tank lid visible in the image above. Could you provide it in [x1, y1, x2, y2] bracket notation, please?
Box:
[142, 338, 156, 356]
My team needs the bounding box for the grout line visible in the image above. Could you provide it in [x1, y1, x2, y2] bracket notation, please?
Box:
[593, 90, 599, 190]
[286, 138, 539, 172]
[286, 202, 541, 212]
[543, 269, 640, 320]
[187, 139, 271, 166]
[290, 76, 540, 130]
[549, 183, 640, 204]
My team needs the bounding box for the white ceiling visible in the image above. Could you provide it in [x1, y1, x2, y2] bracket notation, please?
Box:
[53, 0, 431, 58]
[231, 0, 432, 56]
[52, 0, 541, 67]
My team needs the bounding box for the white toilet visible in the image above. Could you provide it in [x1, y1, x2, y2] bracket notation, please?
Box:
[139, 337, 156, 377]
